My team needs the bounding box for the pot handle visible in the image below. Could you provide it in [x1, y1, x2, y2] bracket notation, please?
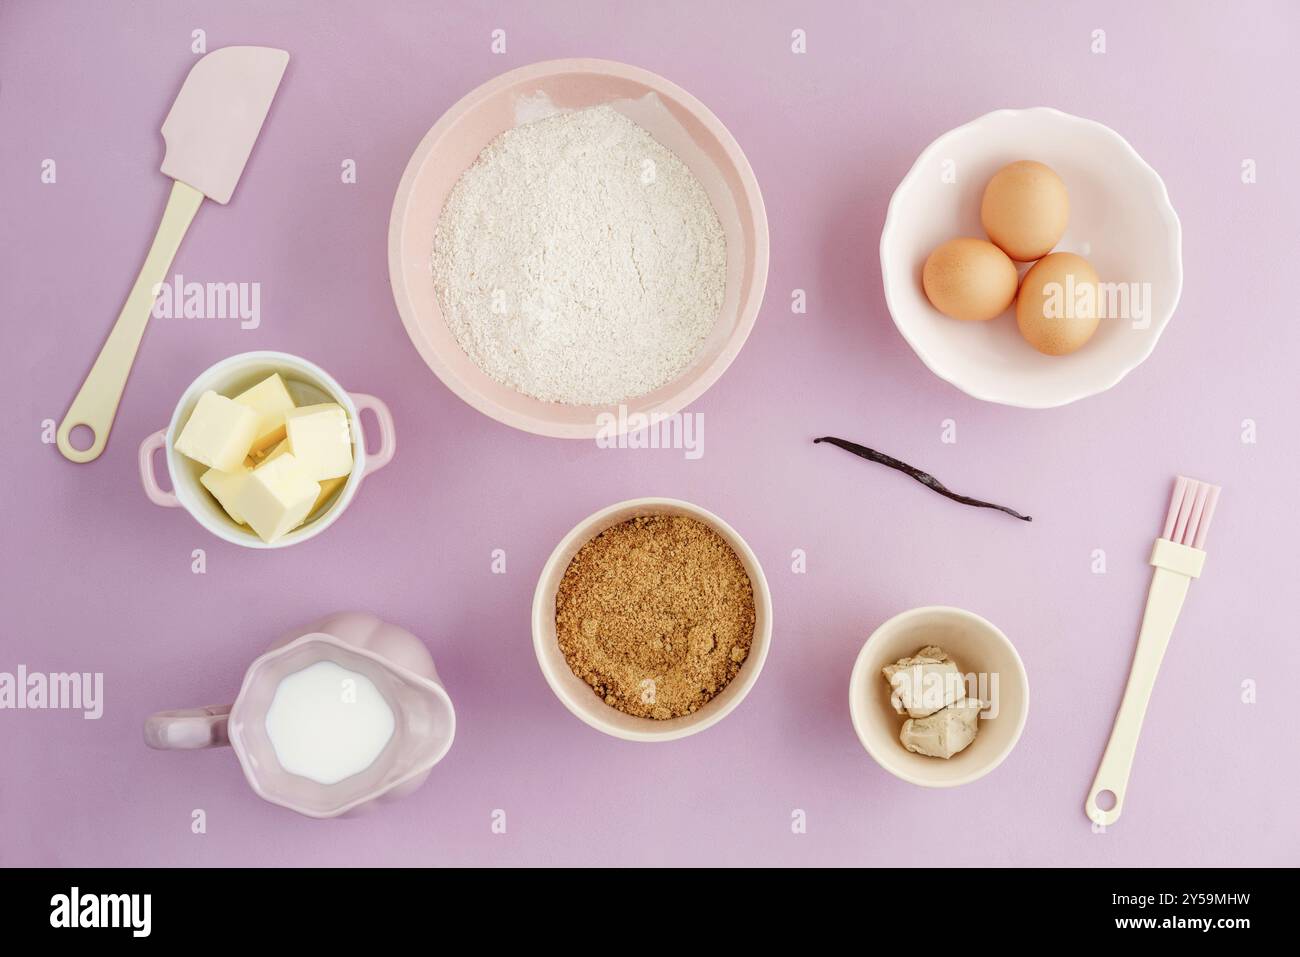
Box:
[144, 705, 232, 750]
[350, 393, 396, 477]
[139, 429, 181, 507]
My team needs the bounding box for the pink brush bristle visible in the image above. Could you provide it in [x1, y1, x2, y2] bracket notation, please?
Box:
[1161, 476, 1221, 549]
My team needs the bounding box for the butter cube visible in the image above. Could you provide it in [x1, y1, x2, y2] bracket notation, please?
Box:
[230, 452, 321, 544]
[174, 391, 260, 472]
[308, 474, 347, 519]
[244, 437, 287, 470]
[235, 437, 339, 525]
[200, 465, 251, 524]
[232, 373, 296, 452]
[285, 403, 353, 481]
[254, 438, 289, 465]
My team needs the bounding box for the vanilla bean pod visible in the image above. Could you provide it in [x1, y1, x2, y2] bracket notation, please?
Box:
[814, 436, 1032, 522]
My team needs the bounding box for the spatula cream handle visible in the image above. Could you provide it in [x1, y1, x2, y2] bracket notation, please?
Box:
[1086, 539, 1205, 826]
[57, 179, 204, 463]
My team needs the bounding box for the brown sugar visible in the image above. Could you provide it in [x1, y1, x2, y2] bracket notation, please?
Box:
[555, 514, 756, 720]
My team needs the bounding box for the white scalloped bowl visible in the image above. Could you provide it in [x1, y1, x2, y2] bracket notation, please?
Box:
[880, 108, 1182, 408]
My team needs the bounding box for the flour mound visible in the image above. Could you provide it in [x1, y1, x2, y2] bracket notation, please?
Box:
[432, 106, 727, 406]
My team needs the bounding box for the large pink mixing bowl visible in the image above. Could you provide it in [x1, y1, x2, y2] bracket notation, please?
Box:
[388, 58, 769, 438]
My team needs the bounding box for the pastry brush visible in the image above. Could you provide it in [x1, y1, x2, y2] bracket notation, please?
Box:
[1085, 476, 1221, 826]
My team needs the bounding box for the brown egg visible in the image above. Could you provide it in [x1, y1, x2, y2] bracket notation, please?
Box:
[922, 238, 1018, 322]
[980, 161, 1069, 262]
[1016, 252, 1101, 356]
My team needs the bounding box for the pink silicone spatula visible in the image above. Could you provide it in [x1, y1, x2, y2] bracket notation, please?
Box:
[57, 46, 289, 463]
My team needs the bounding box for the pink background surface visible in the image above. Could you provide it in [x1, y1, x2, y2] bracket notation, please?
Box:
[2, 0, 1298, 867]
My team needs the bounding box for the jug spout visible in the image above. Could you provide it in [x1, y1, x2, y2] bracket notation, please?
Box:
[393, 675, 457, 774]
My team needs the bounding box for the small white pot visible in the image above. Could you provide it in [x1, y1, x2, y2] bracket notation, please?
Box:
[139, 351, 396, 549]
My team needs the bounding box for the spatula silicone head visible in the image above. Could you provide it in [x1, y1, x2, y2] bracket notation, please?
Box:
[160, 46, 289, 204]
[56, 47, 289, 463]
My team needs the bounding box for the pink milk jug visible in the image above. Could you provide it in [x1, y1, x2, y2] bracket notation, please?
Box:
[145, 612, 456, 818]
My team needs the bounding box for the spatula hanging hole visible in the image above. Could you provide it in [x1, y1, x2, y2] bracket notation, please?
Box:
[1094, 789, 1117, 812]
[68, 424, 96, 451]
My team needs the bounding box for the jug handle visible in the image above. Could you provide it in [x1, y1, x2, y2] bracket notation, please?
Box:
[144, 705, 232, 750]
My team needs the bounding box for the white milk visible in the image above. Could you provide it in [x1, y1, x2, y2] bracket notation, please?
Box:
[264, 660, 396, 785]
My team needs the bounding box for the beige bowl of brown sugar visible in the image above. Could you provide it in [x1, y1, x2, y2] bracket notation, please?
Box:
[532, 497, 773, 741]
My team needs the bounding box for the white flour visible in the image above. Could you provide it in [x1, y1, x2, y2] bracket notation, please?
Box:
[432, 105, 726, 406]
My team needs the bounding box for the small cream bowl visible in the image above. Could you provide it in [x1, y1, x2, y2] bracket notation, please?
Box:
[849, 605, 1029, 787]
[532, 497, 772, 741]
[138, 351, 396, 549]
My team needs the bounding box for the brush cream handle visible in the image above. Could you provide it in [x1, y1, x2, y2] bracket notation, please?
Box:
[57, 180, 204, 463]
[1086, 539, 1205, 826]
